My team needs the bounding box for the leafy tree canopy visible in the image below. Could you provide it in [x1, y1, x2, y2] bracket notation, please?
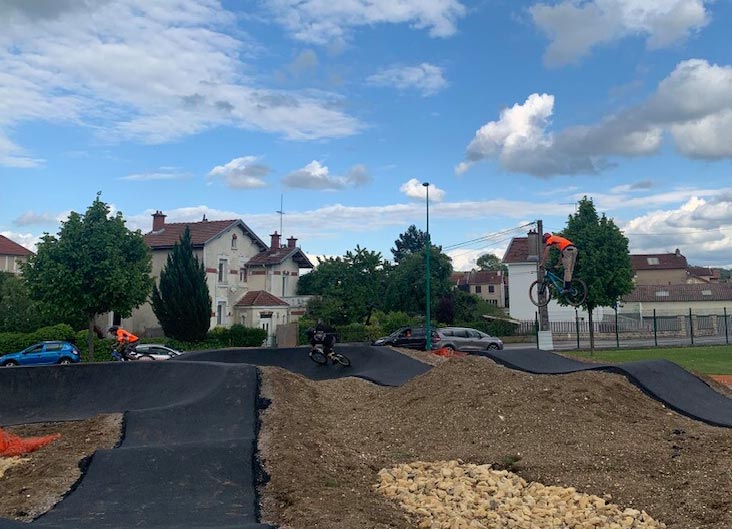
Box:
[383, 246, 453, 316]
[476, 253, 508, 274]
[0, 272, 59, 332]
[391, 225, 434, 264]
[151, 226, 211, 342]
[21, 194, 152, 358]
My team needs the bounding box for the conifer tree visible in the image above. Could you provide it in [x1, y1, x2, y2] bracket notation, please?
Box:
[151, 227, 211, 342]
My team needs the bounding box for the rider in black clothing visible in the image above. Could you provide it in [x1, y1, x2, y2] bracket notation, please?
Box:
[307, 319, 337, 358]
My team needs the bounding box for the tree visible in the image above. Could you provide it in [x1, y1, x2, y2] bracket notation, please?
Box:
[391, 225, 428, 264]
[22, 194, 152, 359]
[0, 272, 56, 332]
[383, 246, 453, 316]
[151, 227, 211, 342]
[476, 253, 508, 274]
[298, 246, 389, 325]
[561, 196, 634, 353]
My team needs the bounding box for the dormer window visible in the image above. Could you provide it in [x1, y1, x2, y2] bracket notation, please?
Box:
[647, 257, 659, 265]
[231, 234, 238, 250]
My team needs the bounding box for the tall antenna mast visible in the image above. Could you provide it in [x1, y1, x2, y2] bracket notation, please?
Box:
[276, 194, 284, 235]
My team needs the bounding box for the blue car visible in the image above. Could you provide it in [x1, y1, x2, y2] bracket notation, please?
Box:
[0, 341, 81, 367]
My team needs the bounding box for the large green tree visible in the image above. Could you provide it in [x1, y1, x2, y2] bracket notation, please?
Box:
[298, 246, 388, 325]
[476, 252, 508, 274]
[151, 227, 211, 342]
[383, 246, 453, 316]
[560, 196, 634, 352]
[22, 194, 152, 359]
[391, 225, 428, 264]
[0, 272, 56, 332]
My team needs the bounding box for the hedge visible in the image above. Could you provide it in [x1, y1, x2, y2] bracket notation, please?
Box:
[0, 324, 77, 355]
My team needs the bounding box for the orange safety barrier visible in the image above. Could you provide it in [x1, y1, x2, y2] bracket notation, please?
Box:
[0, 428, 61, 457]
[432, 347, 467, 358]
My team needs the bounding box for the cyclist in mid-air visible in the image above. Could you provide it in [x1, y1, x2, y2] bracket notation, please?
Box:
[541, 232, 578, 293]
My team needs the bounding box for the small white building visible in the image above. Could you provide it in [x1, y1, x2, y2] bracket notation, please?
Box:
[122, 211, 313, 341]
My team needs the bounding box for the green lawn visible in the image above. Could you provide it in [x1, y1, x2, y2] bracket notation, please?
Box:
[564, 345, 732, 374]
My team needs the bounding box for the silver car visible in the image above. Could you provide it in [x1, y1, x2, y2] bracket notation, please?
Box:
[433, 327, 503, 352]
[128, 344, 181, 361]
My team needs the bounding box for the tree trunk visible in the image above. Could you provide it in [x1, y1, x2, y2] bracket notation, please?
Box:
[587, 305, 595, 355]
[87, 315, 95, 362]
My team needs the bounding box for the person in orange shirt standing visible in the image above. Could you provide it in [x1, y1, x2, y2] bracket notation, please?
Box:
[109, 326, 140, 360]
[541, 233, 578, 293]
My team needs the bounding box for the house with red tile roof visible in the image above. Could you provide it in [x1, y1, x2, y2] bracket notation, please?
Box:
[451, 270, 507, 308]
[122, 211, 313, 341]
[631, 249, 688, 285]
[0, 234, 33, 274]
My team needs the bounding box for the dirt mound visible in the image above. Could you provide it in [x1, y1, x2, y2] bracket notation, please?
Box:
[258, 354, 732, 529]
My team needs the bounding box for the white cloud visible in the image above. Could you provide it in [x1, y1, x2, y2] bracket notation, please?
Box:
[457, 60, 732, 177]
[0, 132, 44, 167]
[207, 156, 270, 189]
[621, 193, 732, 266]
[400, 179, 446, 202]
[367, 63, 448, 96]
[0, 0, 362, 167]
[0, 230, 38, 251]
[265, 0, 467, 45]
[447, 245, 508, 272]
[531, 0, 711, 67]
[120, 168, 191, 181]
[282, 161, 371, 190]
[13, 210, 66, 227]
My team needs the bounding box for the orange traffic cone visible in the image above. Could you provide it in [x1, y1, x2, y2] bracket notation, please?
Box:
[0, 428, 61, 457]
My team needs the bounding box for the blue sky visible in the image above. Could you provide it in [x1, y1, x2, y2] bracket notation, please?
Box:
[2, 0, 732, 270]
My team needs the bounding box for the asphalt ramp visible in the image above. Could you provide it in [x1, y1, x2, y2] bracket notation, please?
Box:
[481, 348, 732, 428]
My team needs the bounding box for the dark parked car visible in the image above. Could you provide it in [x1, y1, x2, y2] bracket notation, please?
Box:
[433, 327, 503, 352]
[128, 344, 181, 361]
[371, 326, 440, 350]
[0, 341, 81, 367]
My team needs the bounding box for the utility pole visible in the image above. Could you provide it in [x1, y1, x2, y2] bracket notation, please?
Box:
[536, 219, 549, 331]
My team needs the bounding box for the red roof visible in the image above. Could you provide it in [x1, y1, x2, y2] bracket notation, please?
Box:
[235, 290, 289, 307]
[451, 270, 503, 285]
[622, 283, 732, 302]
[0, 235, 33, 256]
[144, 219, 267, 251]
[631, 251, 687, 271]
[502, 237, 534, 264]
[247, 246, 313, 268]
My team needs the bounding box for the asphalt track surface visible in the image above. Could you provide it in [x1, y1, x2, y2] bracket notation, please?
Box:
[0, 345, 730, 529]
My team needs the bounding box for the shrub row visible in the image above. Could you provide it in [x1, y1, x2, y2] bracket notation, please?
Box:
[0, 324, 77, 355]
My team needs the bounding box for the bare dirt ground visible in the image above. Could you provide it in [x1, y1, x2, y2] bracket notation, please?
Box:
[2, 349, 732, 528]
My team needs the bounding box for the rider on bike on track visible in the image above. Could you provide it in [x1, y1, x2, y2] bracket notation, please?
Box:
[109, 325, 140, 360]
[541, 232, 578, 293]
[307, 319, 337, 360]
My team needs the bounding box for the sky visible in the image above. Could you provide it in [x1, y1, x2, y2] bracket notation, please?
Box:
[2, 0, 732, 271]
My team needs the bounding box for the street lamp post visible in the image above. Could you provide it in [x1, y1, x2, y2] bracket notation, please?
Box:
[423, 182, 431, 351]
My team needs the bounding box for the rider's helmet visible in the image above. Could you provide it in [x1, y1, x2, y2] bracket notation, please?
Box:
[108, 326, 119, 334]
[542, 232, 551, 243]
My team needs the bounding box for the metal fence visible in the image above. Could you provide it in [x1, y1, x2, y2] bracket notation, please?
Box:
[517, 307, 732, 349]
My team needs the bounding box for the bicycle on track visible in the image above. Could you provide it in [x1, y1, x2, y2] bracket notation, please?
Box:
[308, 343, 351, 366]
[529, 267, 587, 308]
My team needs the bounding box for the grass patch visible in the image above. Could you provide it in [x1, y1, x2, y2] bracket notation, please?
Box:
[564, 345, 732, 374]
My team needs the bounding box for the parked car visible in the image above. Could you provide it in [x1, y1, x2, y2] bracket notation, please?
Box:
[433, 327, 504, 352]
[127, 344, 181, 361]
[371, 326, 440, 350]
[0, 341, 81, 367]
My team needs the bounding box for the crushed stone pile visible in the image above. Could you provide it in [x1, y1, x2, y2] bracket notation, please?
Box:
[375, 460, 666, 529]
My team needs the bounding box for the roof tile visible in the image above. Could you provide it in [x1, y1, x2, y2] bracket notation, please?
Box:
[0, 235, 33, 256]
[235, 290, 289, 307]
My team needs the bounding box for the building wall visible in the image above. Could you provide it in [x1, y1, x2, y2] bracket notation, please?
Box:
[634, 269, 686, 285]
[1, 255, 28, 274]
[470, 283, 504, 307]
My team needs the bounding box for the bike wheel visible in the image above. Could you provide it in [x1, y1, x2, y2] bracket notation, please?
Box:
[528, 280, 552, 307]
[309, 348, 328, 365]
[331, 353, 351, 367]
[564, 278, 587, 307]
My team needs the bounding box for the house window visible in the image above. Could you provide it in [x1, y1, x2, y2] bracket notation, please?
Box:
[216, 301, 227, 325]
[239, 267, 247, 282]
[282, 275, 287, 296]
[488, 285, 495, 293]
[489, 299, 498, 305]
[231, 234, 238, 250]
[475, 285, 482, 293]
[647, 257, 660, 265]
[218, 259, 228, 283]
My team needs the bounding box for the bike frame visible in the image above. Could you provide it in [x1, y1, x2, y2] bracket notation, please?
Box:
[542, 268, 564, 291]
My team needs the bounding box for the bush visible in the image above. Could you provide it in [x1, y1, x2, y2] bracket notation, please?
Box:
[0, 324, 77, 355]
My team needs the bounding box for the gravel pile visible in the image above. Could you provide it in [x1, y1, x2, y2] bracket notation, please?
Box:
[376, 460, 666, 529]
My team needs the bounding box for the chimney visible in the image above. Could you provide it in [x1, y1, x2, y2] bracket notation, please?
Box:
[287, 236, 297, 249]
[152, 210, 166, 231]
[270, 231, 281, 250]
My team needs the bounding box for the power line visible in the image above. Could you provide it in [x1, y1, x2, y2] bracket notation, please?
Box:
[442, 222, 536, 251]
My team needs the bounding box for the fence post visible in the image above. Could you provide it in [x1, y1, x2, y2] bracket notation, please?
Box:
[689, 307, 694, 345]
[653, 309, 658, 347]
[614, 304, 619, 349]
[575, 308, 580, 349]
[725, 307, 729, 345]
[535, 312, 539, 348]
